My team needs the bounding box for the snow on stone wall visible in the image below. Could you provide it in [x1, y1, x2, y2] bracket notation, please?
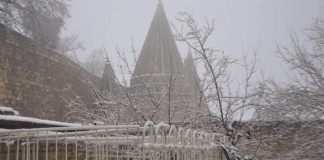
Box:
[0, 24, 99, 121]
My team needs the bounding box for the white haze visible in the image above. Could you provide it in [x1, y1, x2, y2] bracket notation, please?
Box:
[63, 0, 324, 82]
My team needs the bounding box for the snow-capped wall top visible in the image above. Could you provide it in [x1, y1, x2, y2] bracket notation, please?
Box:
[0, 115, 81, 127]
[0, 106, 19, 116]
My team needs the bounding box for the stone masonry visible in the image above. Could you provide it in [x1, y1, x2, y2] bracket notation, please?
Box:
[0, 23, 99, 121]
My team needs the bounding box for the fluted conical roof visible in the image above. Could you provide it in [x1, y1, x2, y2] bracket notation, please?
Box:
[184, 50, 201, 90]
[184, 50, 208, 109]
[99, 62, 117, 93]
[131, 2, 184, 80]
[128, 1, 195, 123]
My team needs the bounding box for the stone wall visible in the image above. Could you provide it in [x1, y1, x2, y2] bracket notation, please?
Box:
[0, 24, 99, 121]
[233, 120, 324, 159]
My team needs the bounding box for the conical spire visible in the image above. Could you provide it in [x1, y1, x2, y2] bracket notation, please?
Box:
[129, 2, 192, 122]
[184, 49, 201, 89]
[184, 49, 206, 108]
[131, 2, 184, 81]
[99, 61, 117, 93]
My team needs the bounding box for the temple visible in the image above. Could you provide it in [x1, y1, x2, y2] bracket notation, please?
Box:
[100, 61, 119, 94]
[0, 0, 207, 125]
[129, 1, 206, 123]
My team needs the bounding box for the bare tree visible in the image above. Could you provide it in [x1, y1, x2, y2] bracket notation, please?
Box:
[112, 44, 206, 126]
[82, 49, 106, 77]
[258, 17, 324, 159]
[57, 34, 84, 61]
[173, 10, 267, 160]
[62, 50, 125, 125]
[63, 36, 211, 129]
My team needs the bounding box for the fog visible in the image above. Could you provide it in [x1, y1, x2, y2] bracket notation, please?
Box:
[1, 1, 323, 158]
[64, 0, 324, 80]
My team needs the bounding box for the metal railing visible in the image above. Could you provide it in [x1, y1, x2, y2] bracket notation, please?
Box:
[0, 121, 223, 160]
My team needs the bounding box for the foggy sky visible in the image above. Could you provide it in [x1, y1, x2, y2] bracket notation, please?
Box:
[64, 0, 324, 80]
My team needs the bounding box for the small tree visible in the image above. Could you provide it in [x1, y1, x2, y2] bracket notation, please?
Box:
[57, 34, 84, 61]
[114, 44, 208, 126]
[81, 49, 106, 77]
[259, 18, 324, 159]
[173, 10, 268, 160]
[64, 43, 205, 126]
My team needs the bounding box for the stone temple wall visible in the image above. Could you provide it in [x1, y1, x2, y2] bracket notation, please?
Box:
[0, 24, 99, 121]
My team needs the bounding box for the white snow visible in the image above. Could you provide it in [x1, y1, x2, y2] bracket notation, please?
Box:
[0, 128, 9, 131]
[92, 121, 104, 126]
[0, 115, 81, 127]
[0, 106, 19, 116]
